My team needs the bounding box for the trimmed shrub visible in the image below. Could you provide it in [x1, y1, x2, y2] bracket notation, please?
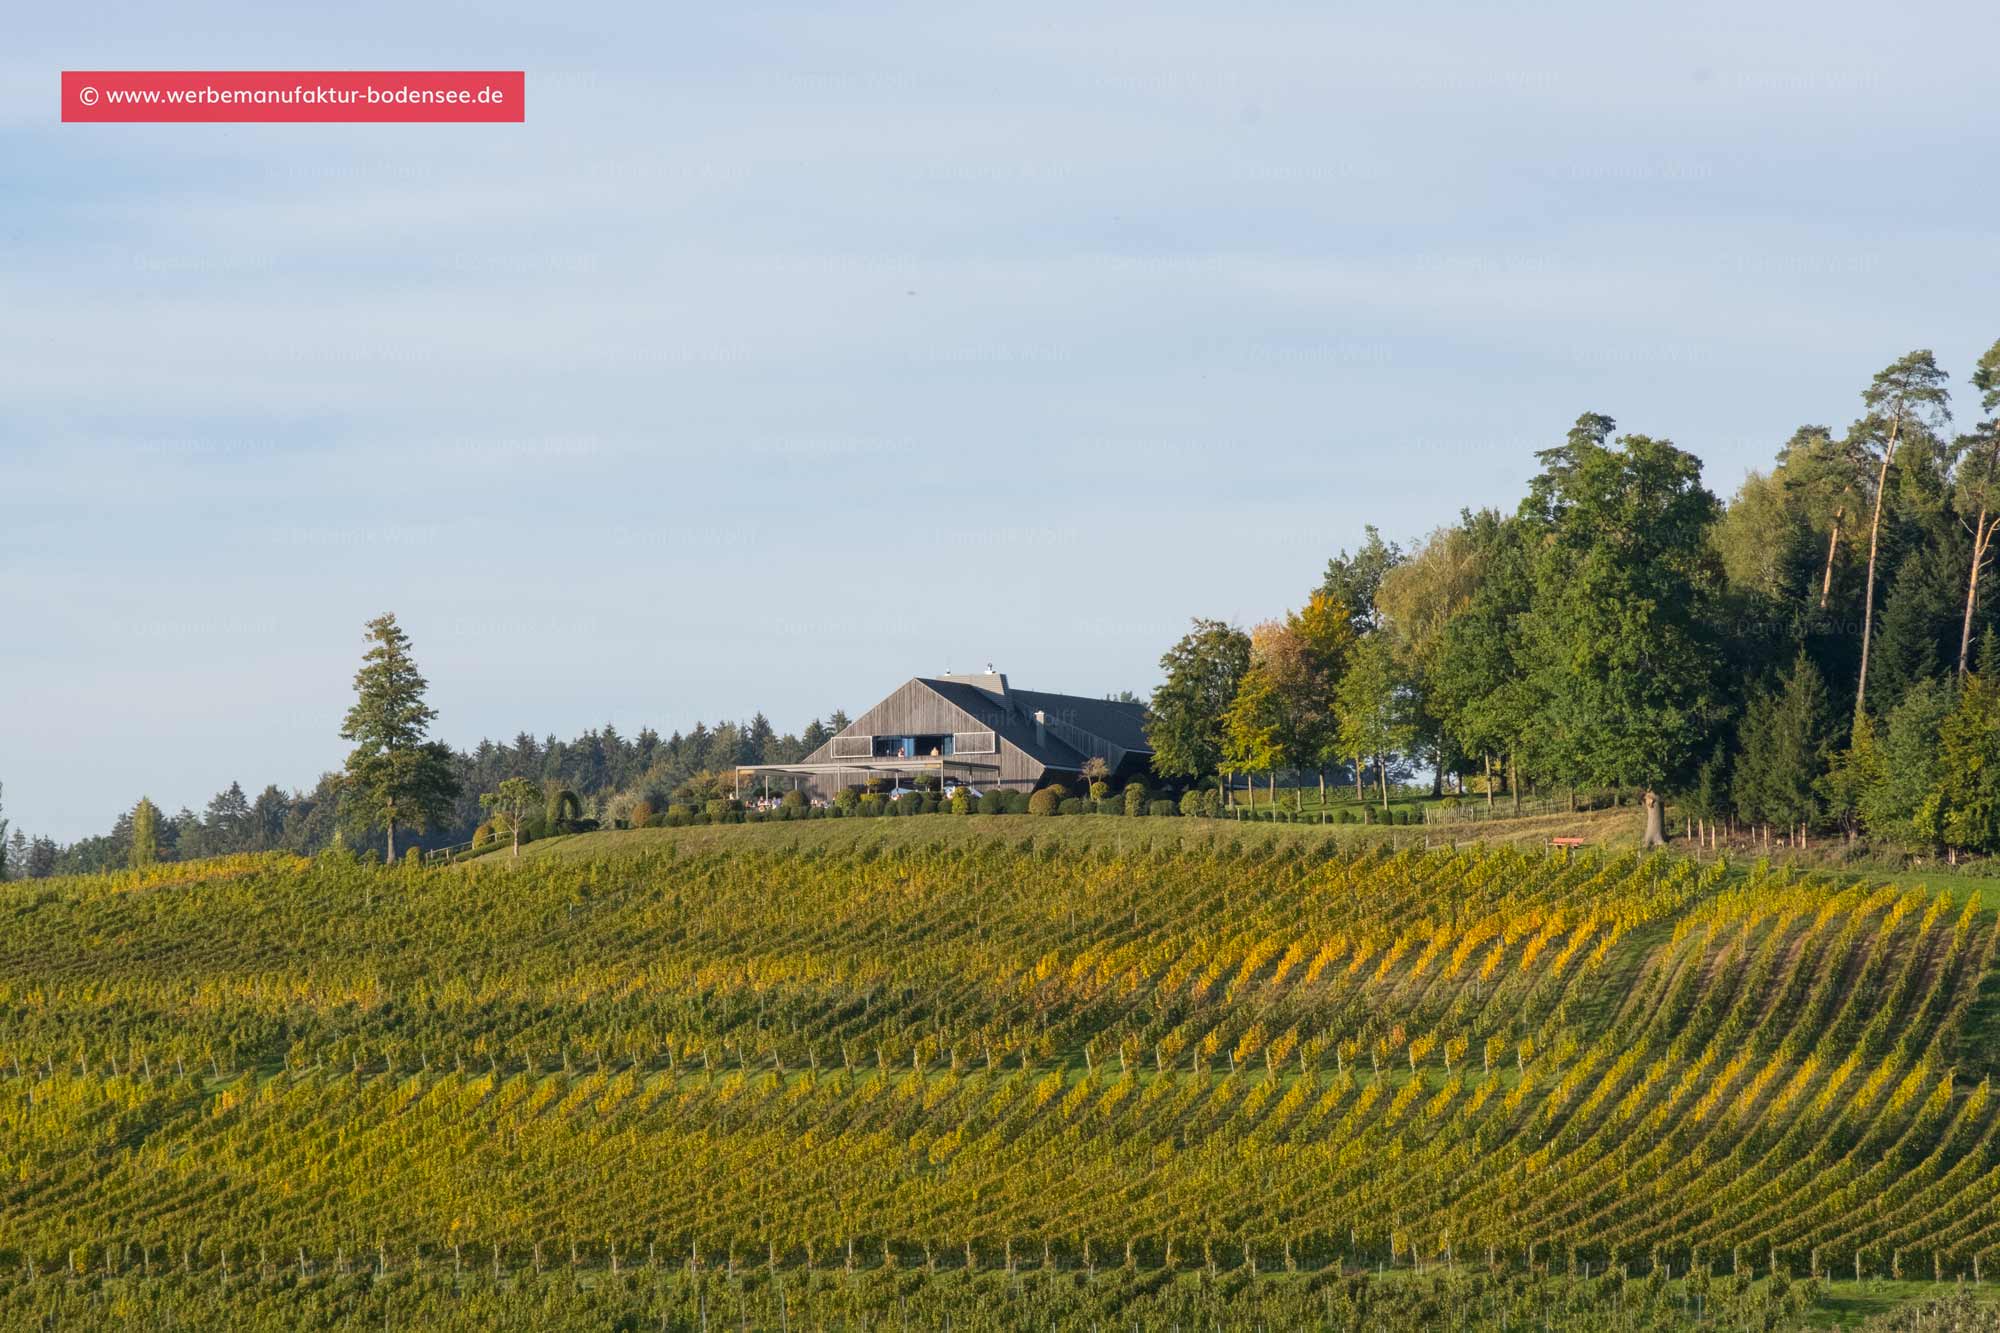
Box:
[834, 789, 860, 815]
[1149, 799, 1177, 817]
[780, 790, 807, 814]
[1123, 782, 1148, 817]
[1059, 797, 1089, 816]
[1089, 781, 1111, 801]
[894, 792, 924, 816]
[1179, 790, 1203, 818]
[1028, 788, 1062, 817]
[471, 821, 496, 852]
[1003, 791, 1031, 815]
[978, 790, 1008, 815]
[949, 789, 972, 815]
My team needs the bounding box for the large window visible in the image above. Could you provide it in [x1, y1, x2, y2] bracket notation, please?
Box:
[873, 734, 956, 758]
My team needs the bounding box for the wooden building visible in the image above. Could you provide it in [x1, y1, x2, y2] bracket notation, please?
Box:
[736, 671, 1151, 801]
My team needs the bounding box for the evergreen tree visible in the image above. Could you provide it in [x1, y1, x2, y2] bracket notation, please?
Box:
[1732, 652, 1833, 835]
[338, 613, 461, 861]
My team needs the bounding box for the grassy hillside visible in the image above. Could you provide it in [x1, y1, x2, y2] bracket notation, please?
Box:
[2, 826, 1998, 1327]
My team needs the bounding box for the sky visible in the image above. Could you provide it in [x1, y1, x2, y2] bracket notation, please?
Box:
[3, 1, 1998, 841]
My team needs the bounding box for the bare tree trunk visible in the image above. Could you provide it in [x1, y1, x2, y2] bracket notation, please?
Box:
[1857, 416, 1904, 717]
[1510, 751, 1520, 817]
[1960, 509, 1993, 676]
[1484, 755, 1494, 817]
[1377, 755, 1389, 811]
[1354, 757, 1364, 801]
[1640, 789, 1665, 847]
[1818, 510, 1842, 610]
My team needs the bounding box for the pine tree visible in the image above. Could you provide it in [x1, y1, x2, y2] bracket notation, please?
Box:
[338, 614, 461, 861]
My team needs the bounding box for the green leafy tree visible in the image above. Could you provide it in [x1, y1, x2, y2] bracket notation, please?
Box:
[1335, 635, 1413, 811]
[1432, 510, 1537, 815]
[1147, 619, 1252, 799]
[1846, 679, 1955, 847]
[1317, 526, 1402, 634]
[129, 797, 160, 869]
[1377, 523, 1482, 794]
[1521, 417, 1722, 845]
[1916, 659, 2000, 857]
[1853, 351, 1953, 718]
[481, 777, 540, 859]
[338, 613, 461, 861]
[1221, 663, 1284, 808]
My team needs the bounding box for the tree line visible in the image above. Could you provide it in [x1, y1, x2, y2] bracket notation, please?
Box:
[0, 618, 851, 877]
[1147, 341, 2000, 853]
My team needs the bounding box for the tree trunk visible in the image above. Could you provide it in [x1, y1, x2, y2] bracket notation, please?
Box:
[1857, 415, 1905, 717]
[1484, 755, 1494, 817]
[1354, 757, 1364, 801]
[1960, 509, 1992, 676]
[1377, 755, 1389, 811]
[1318, 771, 1326, 806]
[1509, 752, 1520, 817]
[386, 808, 396, 862]
[1640, 789, 1665, 847]
[1818, 510, 1842, 610]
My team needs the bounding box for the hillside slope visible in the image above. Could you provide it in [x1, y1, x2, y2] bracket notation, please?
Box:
[0, 829, 1995, 1327]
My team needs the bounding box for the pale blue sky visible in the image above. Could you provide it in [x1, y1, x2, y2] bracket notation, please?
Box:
[4, 1, 1997, 840]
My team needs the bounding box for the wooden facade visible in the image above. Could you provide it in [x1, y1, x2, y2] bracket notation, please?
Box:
[737, 672, 1151, 801]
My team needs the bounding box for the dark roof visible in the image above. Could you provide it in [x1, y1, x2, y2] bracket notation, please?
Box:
[916, 678, 1149, 771]
[1008, 688, 1152, 757]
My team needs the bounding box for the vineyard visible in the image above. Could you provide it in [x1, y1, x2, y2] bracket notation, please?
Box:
[2, 829, 1999, 1328]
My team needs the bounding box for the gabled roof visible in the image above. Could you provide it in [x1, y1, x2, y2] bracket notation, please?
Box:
[793, 674, 1153, 774]
[916, 677, 1150, 771]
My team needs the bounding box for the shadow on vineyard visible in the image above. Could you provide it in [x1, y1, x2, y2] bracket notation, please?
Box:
[5, 826, 2000, 1328]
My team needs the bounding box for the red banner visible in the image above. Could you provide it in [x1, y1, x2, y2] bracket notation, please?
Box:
[62, 71, 525, 123]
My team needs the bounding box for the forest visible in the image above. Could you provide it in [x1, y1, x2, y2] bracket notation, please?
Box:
[1150, 343, 2000, 857]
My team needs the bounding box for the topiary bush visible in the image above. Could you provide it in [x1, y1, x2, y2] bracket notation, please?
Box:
[1179, 790, 1203, 818]
[1123, 782, 1149, 817]
[834, 788, 861, 815]
[978, 790, 1008, 815]
[1059, 797, 1089, 816]
[949, 789, 972, 815]
[1089, 781, 1111, 801]
[1149, 799, 1177, 817]
[1003, 791, 1031, 815]
[780, 789, 807, 814]
[1028, 788, 1062, 817]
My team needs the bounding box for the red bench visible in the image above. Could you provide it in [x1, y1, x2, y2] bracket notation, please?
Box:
[1550, 837, 1586, 849]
